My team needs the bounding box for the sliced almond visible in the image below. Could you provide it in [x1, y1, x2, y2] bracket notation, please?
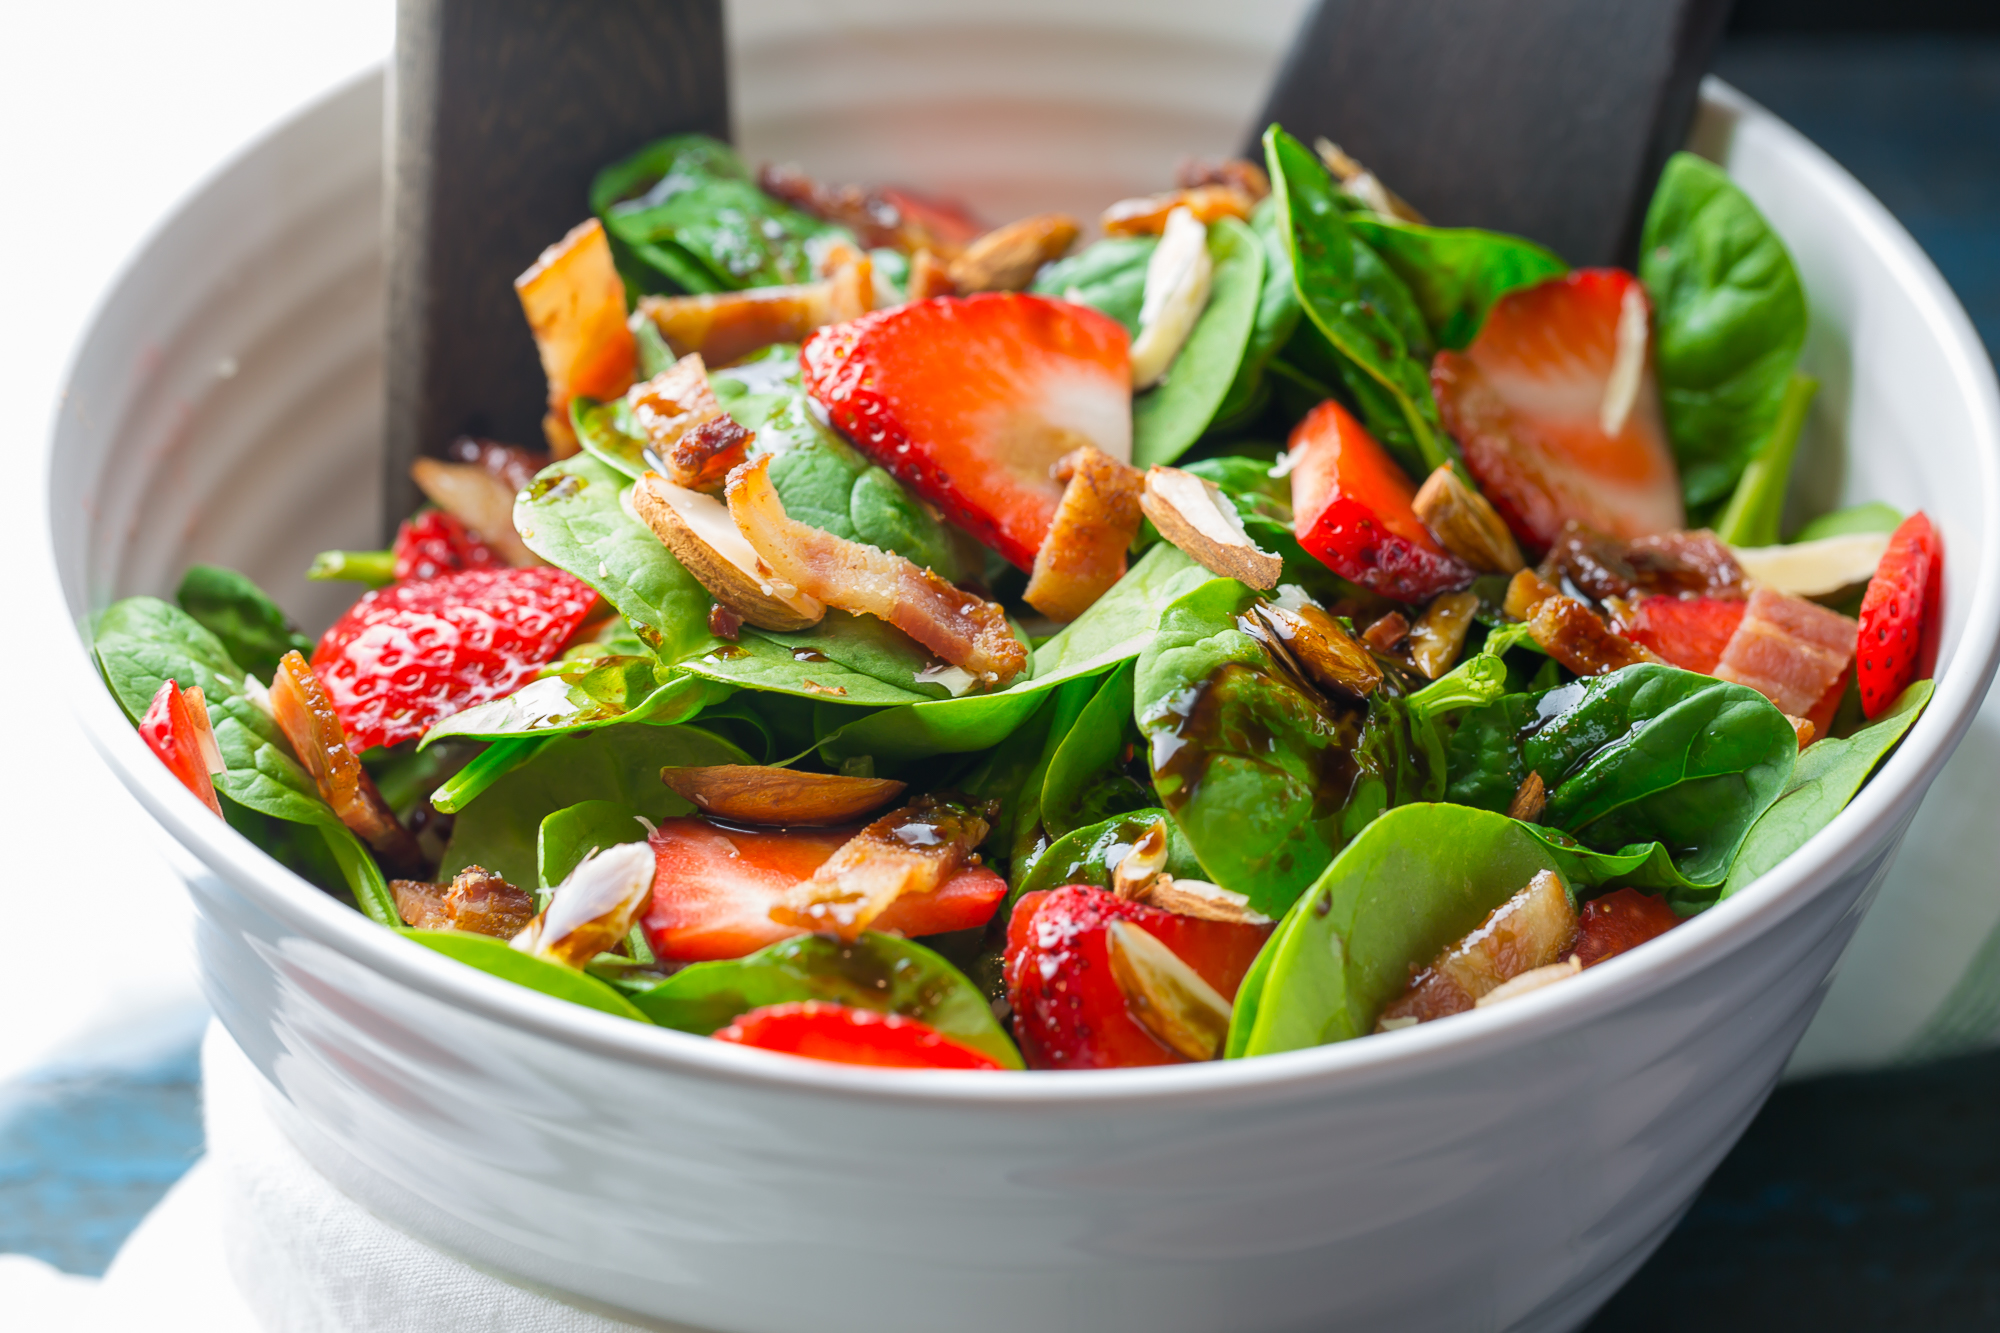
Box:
[947, 213, 1079, 293]
[1106, 920, 1232, 1062]
[1138, 876, 1272, 927]
[1408, 590, 1481, 679]
[1130, 207, 1213, 389]
[1244, 600, 1382, 699]
[1110, 819, 1172, 899]
[1362, 610, 1410, 652]
[411, 457, 542, 567]
[1412, 466, 1523, 574]
[511, 843, 655, 969]
[1730, 532, 1890, 597]
[1142, 467, 1282, 589]
[660, 765, 906, 826]
[630, 472, 824, 631]
[1505, 771, 1546, 824]
[1376, 869, 1577, 1029]
[1474, 956, 1582, 1008]
[1314, 139, 1426, 224]
[1101, 184, 1255, 237]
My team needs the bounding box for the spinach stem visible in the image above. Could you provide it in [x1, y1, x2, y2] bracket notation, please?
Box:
[431, 736, 552, 814]
[307, 549, 396, 586]
[1714, 373, 1818, 547]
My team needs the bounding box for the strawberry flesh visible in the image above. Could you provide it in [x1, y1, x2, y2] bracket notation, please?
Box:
[1433, 269, 1684, 551]
[139, 679, 223, 817]
[392, 509, 504, 583]
[1004, 885, 1271, 1071]
[1571, 889, 1681, 968]
[802, 293, 1132, 571]
[642, 816, 1006, 963]
[1288, 399, 1473, 602]
[713, 1001, 1002, 1070]
[312, 566, 598, 752]
[1857, 512, 1942, 718]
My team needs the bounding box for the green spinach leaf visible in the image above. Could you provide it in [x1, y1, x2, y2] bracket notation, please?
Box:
[1031, 236, 1157, 333]
[1793, 502, 1903, 543]
[537, 799, 654, 897]
[1132, 216, 1264, 468]
[1344, 215, 1567, 350]
[400, 929, 651, 1022]
[1713, 373, 1818, 546]
[175, 564, 313, 682]
[1212, 198, 1305, 427]
[1640, 151, 1809, 509]
[1038, 659, 1143, 842]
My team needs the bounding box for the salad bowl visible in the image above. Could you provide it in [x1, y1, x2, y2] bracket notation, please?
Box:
[45, 18, 2000, 1333]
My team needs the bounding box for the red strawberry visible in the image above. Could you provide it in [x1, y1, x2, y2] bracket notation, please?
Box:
[1433, 269, 1684, 550]
[311, 566, 598, 752]
[801, 294, 1131, 571]
[713, 1001, 1003, 1070]
[392, 509, 504, 583]
[1288, 399, 1473, 601]
[139, 679, 224, 817]
[1004, 885, 1271, 1071]
[1620, 594, 1746, 674]
[642, 817, 1007, 963]
[1857, 512, 1942, 718]
[1571, 889, 1681, 968]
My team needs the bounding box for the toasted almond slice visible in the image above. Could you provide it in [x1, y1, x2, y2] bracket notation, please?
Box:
[1412, 466, 1523, 574]
[1730, 532, 1891, 597]
[1130, 207, 1213, 389]
[512, 843, 656, 969]
[1138, 876, 1273, 926]
[1101, 184, 1255, 237]
[1473, 956, 1582, 1008]
[1408, 590, 1481, 679]
[1505, 770, 1547, 824]
[1110, 819, 1172, 899]
[1106, 920, 1232, 1061]
[1375, 869, 1577, 1029]
[630, 472, 825, 631]
[660, 765, 906, 826]
[411, 458, 542, 567]
[1362, 610, 1410, 652]
[1025, 446, 1146, 621]
[769, 794, 991, 941]
[1244, 600, 1382, 699]
[1314, 138, 1426, 224]
[1142, 467, 1282, 590]
[947, 213, 1079, 293]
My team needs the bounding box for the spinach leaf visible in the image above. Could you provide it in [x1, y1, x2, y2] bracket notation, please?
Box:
[1038, 659, 1142, 842]
[538, 799, 654, 897]
[591, 135, 845, 295]
[1031, 236, 1157, 333]
[1236, 804, 1590, 1055]
[440, 723, 746, 890]
[1447, 664, 1798, 886]
[514, 454, 720, 664]
[1181, 454, 1292, 523]
[1011, 807, 1206, 905]
[1000, 674, 1102, 877]
[1793, 502, 1903, 543]
[1212, 198, 1305, 427]
[1722, 680, 1931, 898]
[626, 932, 1022, 1068]
[175, 564, 314, 682]
[1131, 216, 1265, 468]
[400, 929, 651, 1022]
[1262, 125, 1450, 479]
[679, 613, 953, 707]
[1713, 373, 1818, 546]
[1640, 151, 1810, 510]
[94, 596, 397, 926]
[421, 662, 730, 745]
[1344, 215, 1567, 351]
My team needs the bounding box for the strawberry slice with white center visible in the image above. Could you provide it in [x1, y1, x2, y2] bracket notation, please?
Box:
[801, 294, 1131, 571]
[642, 817, 1007, 963]
[1433, 269, 1684, 551]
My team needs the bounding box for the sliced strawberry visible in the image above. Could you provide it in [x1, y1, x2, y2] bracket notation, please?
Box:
[1620, 595, 1746, 674]
[1572, 889, 1681, 969]
[1433, 269, 1684, 551]
[392, 509, 504, 583]
[1288, 399, 1473, 601]
[311, 566, 598, 752]
[139, 679, 224, 817]
[801, 294, 1131, 571]
[1804, 664, 1850, 741]
[713, 1001, 1003, 1070]
[1857, 512, 1943, 718]
[642, 817, 1007, 963]
[1004, 885, 1271, 1071]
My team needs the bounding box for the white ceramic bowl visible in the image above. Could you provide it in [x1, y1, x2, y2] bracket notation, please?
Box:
[46, 16, 2000, 1332]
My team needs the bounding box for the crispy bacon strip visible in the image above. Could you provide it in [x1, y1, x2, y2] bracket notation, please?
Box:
[515, 218, 637, 457]
[639, 249, 872, 372]
[757, 164, 985, 257]
[268, 652, 422, 874]
[1101, 184, 1256, 237]
[1024, 446, 1145, 622]
[1713, 586, 1858, 716]
[393, 866, 536, 938]
[1375, 870, 1577, 1029]
[768, 794, 993, 941]
[727, 456, 1029, 684]
[1176, 157, 1271, 199]
[1527, 593, 1662, 677]
[947, 214, 1080, 293]
[1542, 522, 1744, 604]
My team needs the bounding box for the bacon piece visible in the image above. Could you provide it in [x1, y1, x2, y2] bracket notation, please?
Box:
[948, 215, 1080, 294]
[768, 794, 994, 941]
[1176, 157, 1272, 199]
[393, 866, 536, 938]
[1542, 522, 1744, 604]
[1101, 185, 1256, 238]
[1527, 593, 1661, 677]
[726, 455, 1028, 684]
[638, 248, 873, 372]
[1376, 870, 1577, 1029]
[757, 164, 985, 257]
[1713, 586, 1858, 716]
[1024, 446, 1145, 621]
[515, 218, 637, 457]
[268, 651, 421, 874]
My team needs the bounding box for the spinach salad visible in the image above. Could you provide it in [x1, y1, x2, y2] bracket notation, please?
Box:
[100, 128, 1944, 1071]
